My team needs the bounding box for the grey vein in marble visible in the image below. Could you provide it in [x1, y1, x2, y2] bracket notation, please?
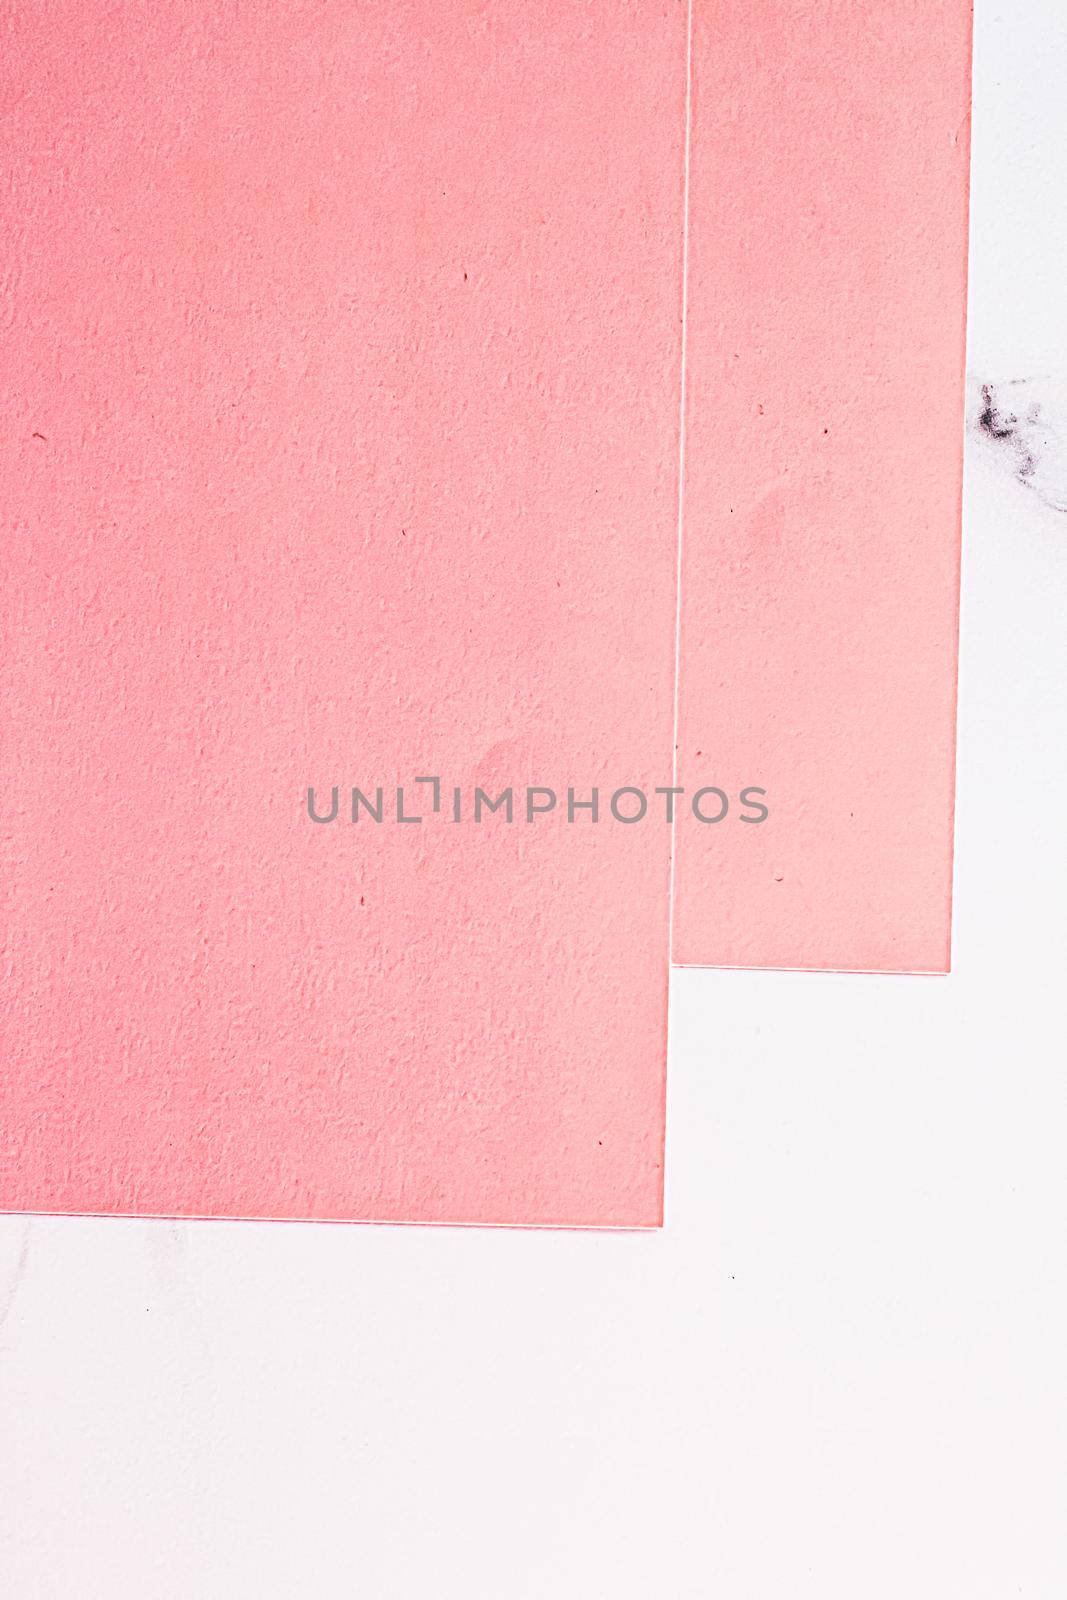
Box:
[973, 374, 1067, 514]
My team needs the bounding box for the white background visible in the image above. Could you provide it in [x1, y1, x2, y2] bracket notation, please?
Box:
[2, 4, 1066, 1594]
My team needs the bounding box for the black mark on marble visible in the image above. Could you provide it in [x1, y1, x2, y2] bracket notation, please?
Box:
[974, 376, 1067, 514]
[978, 384, 1038, 478]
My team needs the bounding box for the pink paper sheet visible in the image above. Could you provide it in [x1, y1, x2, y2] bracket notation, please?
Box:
[674, 0, 973, 973]
[1, 3, 686, 1226]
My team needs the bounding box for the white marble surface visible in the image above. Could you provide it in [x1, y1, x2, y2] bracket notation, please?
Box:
[3, 4, 1066, 1595]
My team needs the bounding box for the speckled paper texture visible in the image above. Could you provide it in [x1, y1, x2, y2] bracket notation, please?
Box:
[1, 3, 685, 1226]
[674, 0, 972, 973]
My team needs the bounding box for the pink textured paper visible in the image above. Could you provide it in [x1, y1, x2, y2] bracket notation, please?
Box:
[1, 3, 685, 1225]
[674, 0, 972, 972]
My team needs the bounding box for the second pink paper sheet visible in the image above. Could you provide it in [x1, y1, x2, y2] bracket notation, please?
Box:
[675, 0, 972, 973]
